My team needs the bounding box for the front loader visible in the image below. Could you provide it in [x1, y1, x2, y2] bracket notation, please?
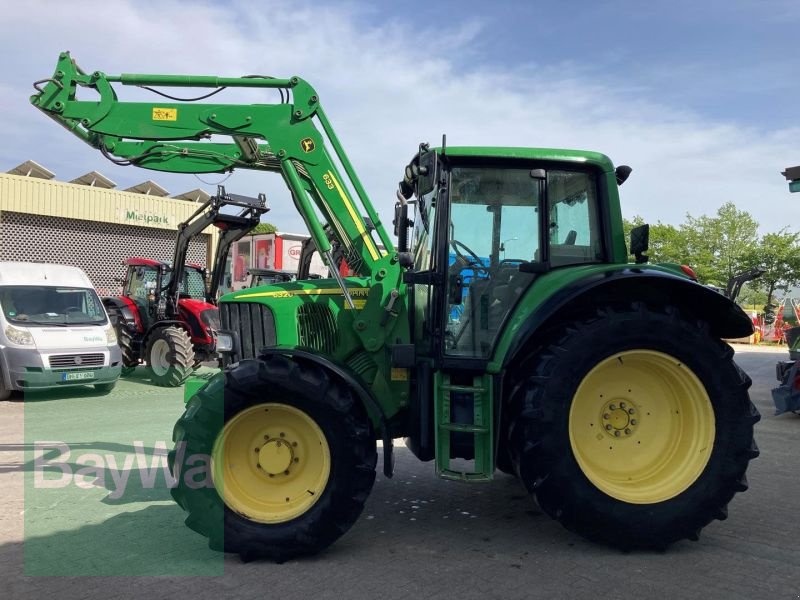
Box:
[32, 52, 760, 561]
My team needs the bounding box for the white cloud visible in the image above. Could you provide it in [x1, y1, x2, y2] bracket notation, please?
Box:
[2, 0, 798, 236]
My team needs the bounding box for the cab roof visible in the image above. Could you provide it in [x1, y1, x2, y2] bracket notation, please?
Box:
[0, 262, 94, 288]
[435, 146, 615, 172]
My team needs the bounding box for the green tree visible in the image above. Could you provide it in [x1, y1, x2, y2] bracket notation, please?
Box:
[251, 222, 277, 234]
[747, 229, 800, 309]
[622, 216, 687, 264]
[682, 202, 759, 286]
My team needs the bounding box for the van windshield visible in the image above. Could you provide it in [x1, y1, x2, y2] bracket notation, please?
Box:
[0, 286, 108, 326]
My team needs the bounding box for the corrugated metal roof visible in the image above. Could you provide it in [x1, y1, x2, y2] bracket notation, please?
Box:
[124, 180, 170, 197]
[69, 171, 117, 189]
[6, 160, 55, 180]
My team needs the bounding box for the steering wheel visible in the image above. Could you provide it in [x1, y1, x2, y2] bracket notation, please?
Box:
[450, 239, 489, 275]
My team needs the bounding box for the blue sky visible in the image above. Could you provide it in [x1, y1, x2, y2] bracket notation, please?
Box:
[370, 0, 799, 126]
[1, 0, 798, 235]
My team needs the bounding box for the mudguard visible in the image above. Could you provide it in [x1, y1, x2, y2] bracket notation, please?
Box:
[502, 267, 753, 369]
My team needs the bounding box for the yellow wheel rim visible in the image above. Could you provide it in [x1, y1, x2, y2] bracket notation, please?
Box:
[569, 350, 715, 504]
[212, 403, 330, 524]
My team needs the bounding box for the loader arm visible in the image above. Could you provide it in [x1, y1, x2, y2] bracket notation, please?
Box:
[205, 186, 270, 304]
[32, 52, 403, 349]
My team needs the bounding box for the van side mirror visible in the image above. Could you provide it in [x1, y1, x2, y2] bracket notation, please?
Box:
[630, 224, 650, 264]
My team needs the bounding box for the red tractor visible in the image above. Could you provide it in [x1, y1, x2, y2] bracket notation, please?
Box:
[104, 186, 268, 386]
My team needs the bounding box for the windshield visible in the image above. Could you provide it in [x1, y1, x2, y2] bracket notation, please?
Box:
[0, 285, 108, 326]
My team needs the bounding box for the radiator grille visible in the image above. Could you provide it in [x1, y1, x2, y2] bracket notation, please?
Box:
[221, 302, 276, 360]
[49, 353, 105, 368]
[297, 304, 338, 353]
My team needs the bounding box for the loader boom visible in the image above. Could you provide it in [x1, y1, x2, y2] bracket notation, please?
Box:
[32, 52, 402, 349]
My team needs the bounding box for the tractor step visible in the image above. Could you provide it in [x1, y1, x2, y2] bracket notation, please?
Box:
[434, 372, 494, 482]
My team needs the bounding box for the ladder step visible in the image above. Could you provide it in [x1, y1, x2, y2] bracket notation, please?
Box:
[440, 384, 486, 393]
[434, 372, 494, 481]
[439, 469, 493, 482]
[440, 423, 489, 434]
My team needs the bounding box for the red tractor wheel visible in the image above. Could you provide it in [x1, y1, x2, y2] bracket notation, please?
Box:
[146, 326, 195, 387]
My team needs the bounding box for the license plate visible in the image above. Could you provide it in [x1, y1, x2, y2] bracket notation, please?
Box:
[62, 371, 95, 381]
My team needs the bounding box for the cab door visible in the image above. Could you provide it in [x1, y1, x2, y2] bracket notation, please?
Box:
[440, 165, 543, 360]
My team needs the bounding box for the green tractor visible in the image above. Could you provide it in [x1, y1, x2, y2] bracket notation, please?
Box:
[32, 53, 759, 562]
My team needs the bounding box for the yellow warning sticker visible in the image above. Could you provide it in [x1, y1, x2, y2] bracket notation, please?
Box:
[344, 299, 368, 310]
[391, 368, 409, 381]
[152, 107, 177, 121]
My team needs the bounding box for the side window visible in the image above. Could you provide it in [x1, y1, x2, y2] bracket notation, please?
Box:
[127, 268, 157, 300]
[412, 190, 437, 271]
[411, 190, 438, 345]
[547, 171, 602, 266]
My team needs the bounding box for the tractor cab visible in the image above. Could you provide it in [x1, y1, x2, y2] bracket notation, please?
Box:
[121, 258, 207, 327]
[121, 258, 168, 328]
[401, 147, 611, 362]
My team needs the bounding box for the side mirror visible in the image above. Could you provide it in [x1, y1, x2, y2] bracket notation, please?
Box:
[416, 148, 438, 196]
[630, 224, 650, 264]
[616, 165, 633, 186]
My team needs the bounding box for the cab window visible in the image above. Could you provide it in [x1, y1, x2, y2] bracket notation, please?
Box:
[547, 171, 603, 266]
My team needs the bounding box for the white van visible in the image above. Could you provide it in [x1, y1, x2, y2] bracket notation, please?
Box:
[0, 262, 122, 398]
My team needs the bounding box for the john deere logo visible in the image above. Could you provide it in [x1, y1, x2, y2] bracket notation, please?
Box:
[301, 138, 315, 153]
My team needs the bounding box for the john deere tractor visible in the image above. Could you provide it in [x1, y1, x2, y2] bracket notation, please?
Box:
[33, 53, 759, 562]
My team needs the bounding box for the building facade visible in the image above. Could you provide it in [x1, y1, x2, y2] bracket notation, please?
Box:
[0, 162, 213, 296]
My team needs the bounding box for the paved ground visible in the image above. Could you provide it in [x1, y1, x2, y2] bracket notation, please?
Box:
[1, 346, 798, 599]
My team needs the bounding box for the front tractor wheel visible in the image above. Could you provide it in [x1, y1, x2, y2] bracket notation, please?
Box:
[169, 356, 377, 562]
[145, 326, 194, 387]
[507, 303, 760, 550]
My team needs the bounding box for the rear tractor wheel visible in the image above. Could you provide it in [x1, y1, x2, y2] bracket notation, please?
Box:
[506, 303, 760, 550]
[146, 326, 194, 387]
[169, 355, 377, 562]
[115, 324, 139, 377]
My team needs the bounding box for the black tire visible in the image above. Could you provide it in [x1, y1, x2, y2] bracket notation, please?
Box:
[145, 326, 195, 387]
[506, 303, 760, 550]
[94, 382, 117, 394]
[168, 355, 377, 562]
[0, 368, 11, 401]
[116, 325, 139, 377]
